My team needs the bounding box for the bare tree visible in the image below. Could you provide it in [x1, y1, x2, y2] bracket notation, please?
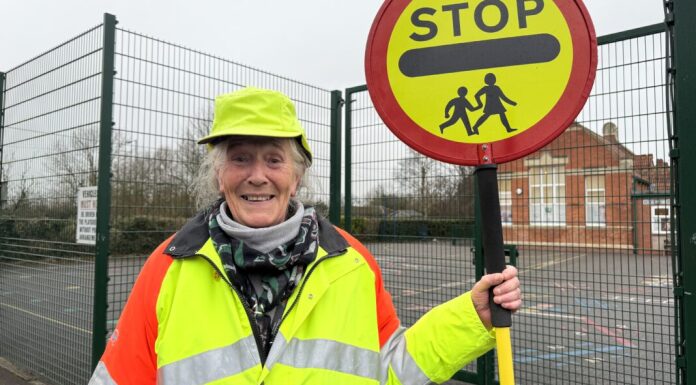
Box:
[0, 162, 9, 211]
[109, 114, 211, 217]
[176, 116, 210, 199]
[8, 168, 34, 214]
[395, 149, 461, 217]
[49, 126, 99, 194]
[364, 184, 409, 217]
[49, 126, 128, 197]
[443, 164, 475, 219]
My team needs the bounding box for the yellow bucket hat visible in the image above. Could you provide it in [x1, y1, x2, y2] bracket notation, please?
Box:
[198, 87, 313, 162]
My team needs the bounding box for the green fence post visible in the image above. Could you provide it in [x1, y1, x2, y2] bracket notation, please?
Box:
[505, 245, 518, 268]
[0, 71, 5, 187]
[329, 90, 343, 225]
[344, 85, 367, 232]
[91, 12, 117, 371]
[343, 89, 351, 232]
[674, 0, 696, 382]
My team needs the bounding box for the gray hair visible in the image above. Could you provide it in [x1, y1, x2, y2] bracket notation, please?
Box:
[191, 136, 312, 210]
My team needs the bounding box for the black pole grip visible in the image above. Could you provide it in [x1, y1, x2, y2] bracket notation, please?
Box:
[475, 164, 512, 328]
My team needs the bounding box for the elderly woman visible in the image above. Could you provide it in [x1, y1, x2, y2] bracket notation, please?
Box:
[89, 87, 521, 385]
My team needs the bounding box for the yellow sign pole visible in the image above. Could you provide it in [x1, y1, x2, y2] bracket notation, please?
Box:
[497, 328, 515, 385]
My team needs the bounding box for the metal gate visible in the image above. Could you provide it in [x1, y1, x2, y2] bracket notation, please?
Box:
[345, 23, 680, 385]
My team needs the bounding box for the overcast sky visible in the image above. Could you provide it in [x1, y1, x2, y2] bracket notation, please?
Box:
[0, 0, 665, 90]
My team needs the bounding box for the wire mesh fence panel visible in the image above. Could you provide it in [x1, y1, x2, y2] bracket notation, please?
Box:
[508, 29, 673, 385]
[346, 88, 480, 379]
[0, 13, 676, 385]
[346, 28, 673, 385]
[107, 27, 335, 339]
[506, 29, 673, 385]
[0, 25, 104, 385]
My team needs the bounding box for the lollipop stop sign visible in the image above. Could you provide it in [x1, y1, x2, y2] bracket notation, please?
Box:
[366, 1, 597, 384]
[366, 0, 597, 166]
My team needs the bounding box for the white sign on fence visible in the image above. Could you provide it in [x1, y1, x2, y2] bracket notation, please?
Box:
[76, 187, 98, 245]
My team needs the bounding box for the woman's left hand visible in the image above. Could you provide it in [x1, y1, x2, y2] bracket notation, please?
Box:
[471, 265, 521, 330]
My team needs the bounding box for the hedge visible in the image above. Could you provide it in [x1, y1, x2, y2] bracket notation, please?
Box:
[110, 216, 185, 255]
[340, 217, 475, 241]
[377, 219, 474, 240]
[0, 217, 76, 243]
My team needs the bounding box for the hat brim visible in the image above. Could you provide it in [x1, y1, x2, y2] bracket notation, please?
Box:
[198, 129, 313, 163]
[197, 128, 299, 145]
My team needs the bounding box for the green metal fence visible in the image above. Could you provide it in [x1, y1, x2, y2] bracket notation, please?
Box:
[0, 14, 339, 385]
[0, 24, 104, 384]
[345, 24, 676, 385]
[0, 9, 692, 385]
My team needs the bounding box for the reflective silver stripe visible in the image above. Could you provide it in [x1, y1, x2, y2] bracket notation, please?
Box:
[88, 362, 117, 385]
[274, 337, 380, 380]
[264, 332, 288, 370]
[380, 327, 431, 385]
[158, 335, 259, 385]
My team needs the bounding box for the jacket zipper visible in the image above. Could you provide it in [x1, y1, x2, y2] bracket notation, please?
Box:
[269, 249, 347, 343]
[196, 248, 348, 365]
[196, 254, 268, 364]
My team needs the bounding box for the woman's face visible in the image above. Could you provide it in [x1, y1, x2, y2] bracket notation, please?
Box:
[218, 139, 300, 228]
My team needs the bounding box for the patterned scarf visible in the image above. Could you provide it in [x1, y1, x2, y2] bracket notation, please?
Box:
[207, 199, 319, 352]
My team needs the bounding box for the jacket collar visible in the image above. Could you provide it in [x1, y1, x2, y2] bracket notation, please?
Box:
[164, 209, 348, 258]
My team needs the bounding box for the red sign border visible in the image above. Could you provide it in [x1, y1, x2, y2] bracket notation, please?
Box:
[365, 0, 598, 166]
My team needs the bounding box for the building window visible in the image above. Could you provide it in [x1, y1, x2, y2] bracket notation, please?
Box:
[651, 205, 670, 235]
[529, 167, 566, 226]
[585, 175, 606, 227]
[499, 179, 512, 225]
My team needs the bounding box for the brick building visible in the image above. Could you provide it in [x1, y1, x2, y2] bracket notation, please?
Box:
[498, 122, 670, 254]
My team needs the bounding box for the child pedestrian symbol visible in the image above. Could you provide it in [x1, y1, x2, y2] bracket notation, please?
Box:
[472, 73, 518, 134]
[439, 86, 480, 136]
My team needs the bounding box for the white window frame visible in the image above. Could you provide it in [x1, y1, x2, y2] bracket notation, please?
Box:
[585, 175, 606, 227]
[499, 178, 512, 226]
[529, 167, 566, 226]
[651, 205, 670, 235]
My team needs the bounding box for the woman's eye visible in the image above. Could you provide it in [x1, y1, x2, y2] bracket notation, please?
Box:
[267, 155, 284, 165]
[229, 154, 249, 163]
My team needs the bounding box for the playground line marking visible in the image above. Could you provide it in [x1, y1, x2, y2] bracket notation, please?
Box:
[0, 302, 91, 334]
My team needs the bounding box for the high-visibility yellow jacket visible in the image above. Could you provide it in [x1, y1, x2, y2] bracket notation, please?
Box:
[89, 214, 495, 384]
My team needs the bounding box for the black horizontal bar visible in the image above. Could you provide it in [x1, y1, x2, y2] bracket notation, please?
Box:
[399, 34, 560, 77]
